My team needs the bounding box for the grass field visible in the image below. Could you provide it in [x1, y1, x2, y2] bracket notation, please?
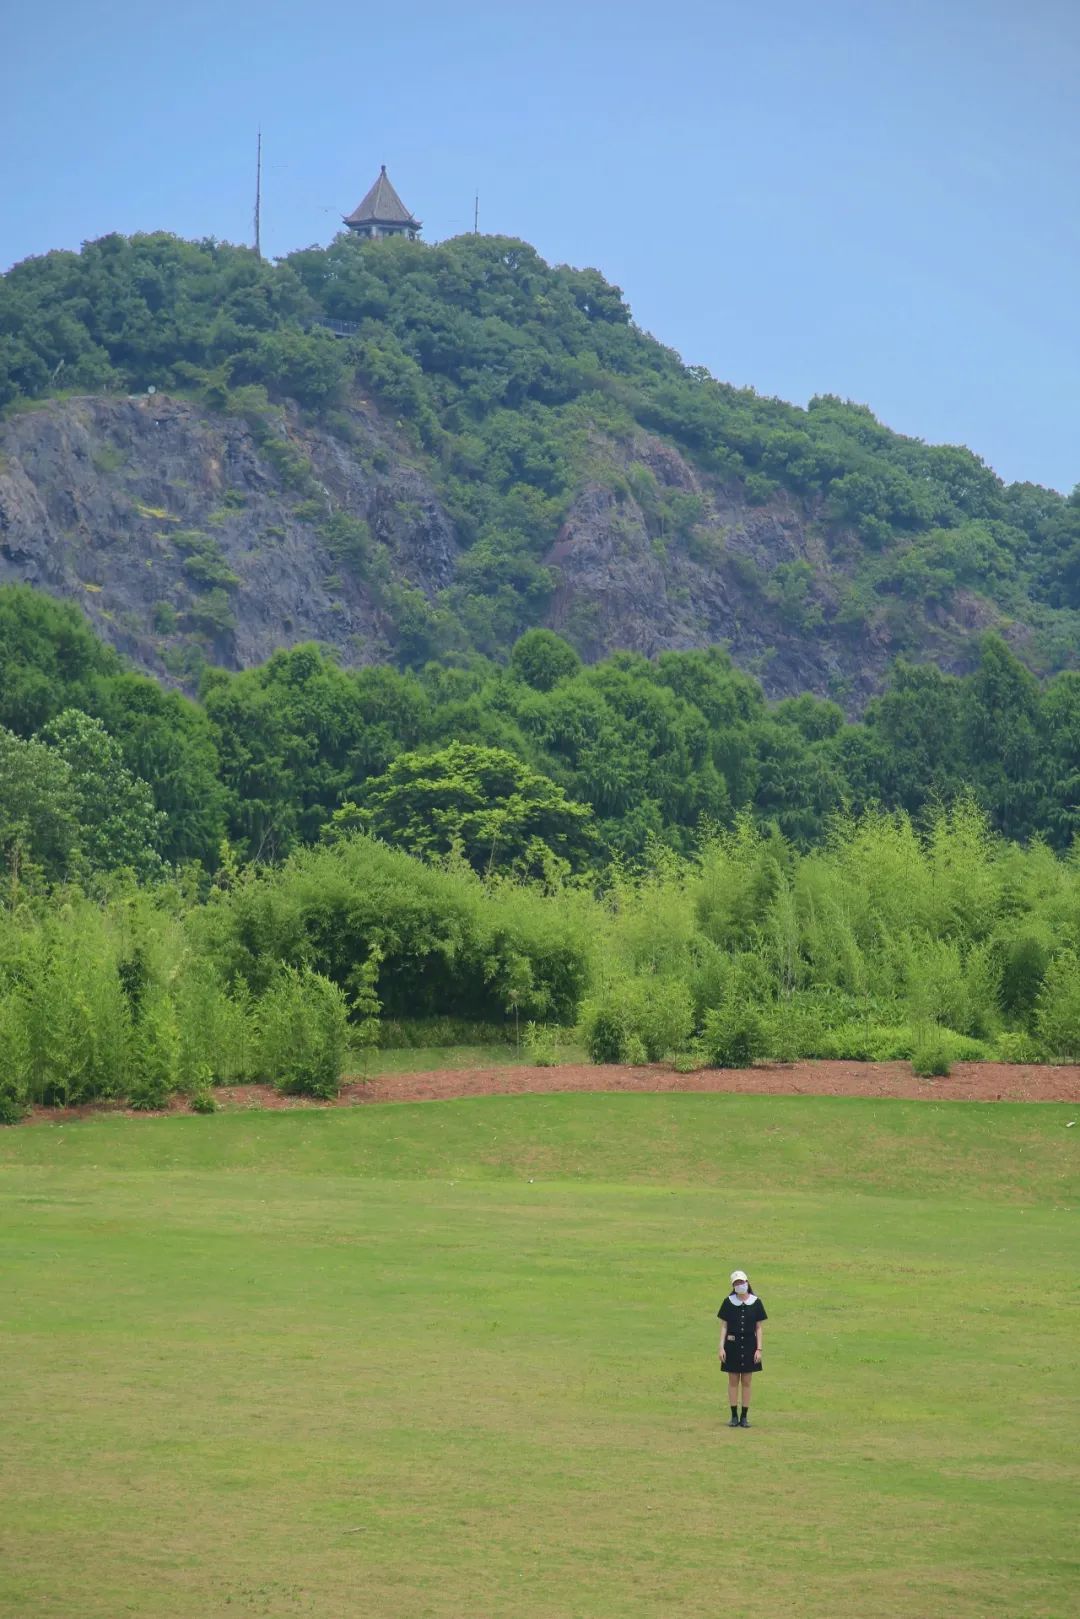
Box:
[1, 1091, 1077, 1618]
[356, 1041, 583, 1076]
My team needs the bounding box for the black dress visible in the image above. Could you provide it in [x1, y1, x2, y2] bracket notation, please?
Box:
[717, 1294, 767, 1373]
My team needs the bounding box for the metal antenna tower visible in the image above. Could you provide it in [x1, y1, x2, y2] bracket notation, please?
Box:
[254, 130, 263, 258]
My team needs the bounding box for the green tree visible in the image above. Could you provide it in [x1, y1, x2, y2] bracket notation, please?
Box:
[95, 674, 227, 866]
[0, 586, 120, 735]
[357, 742, 597, 875]
[964, 636, 1046, 841]
[0, 725, 80, 887]
[509, 629, 582, 691]
[40, 709, 166, 879]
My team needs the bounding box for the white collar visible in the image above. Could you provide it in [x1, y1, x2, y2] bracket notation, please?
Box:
[728, 1292, 757, 1305]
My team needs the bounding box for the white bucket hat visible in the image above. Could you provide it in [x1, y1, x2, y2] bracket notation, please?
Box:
[730, 1269, 748, 1283]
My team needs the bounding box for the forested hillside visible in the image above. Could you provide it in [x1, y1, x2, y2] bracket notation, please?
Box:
[3, 227, 1080, 1119]
[1, 230, 1078, 705]
[2, 587, 1078, 886]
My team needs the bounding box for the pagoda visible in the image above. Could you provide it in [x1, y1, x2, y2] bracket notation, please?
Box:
[343, 166, 422, 241]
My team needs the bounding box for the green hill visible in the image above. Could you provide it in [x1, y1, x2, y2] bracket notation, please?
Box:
[2, 230, 1077, 705]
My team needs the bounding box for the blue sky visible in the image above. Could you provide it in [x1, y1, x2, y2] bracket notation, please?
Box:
[2, 0, 1077, 491]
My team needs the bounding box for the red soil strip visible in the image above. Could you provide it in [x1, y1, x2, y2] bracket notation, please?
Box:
[342, 1059, 1080, 1105]
[19, 1060, 1080, 1126]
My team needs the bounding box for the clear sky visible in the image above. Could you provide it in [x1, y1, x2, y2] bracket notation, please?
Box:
[2, 0, 1077, 491]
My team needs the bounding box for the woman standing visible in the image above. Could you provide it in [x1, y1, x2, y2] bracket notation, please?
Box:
[718, 1269, 767, 1427]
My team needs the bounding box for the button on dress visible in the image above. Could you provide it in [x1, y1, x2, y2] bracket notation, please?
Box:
[717, 1293, 768, 1373]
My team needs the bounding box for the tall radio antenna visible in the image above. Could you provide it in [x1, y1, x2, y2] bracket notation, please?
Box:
[254, 129, 263, 258]
[473, 192, 479, 234]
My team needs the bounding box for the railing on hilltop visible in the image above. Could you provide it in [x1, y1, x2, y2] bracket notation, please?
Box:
[309, 316, 360, 339]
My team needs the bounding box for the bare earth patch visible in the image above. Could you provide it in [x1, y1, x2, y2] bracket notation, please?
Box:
[21, 1059, 1080, 1125]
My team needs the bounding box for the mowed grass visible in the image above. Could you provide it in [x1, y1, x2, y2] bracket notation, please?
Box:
[1, 1093, 1077, 1619]
[357, 1040, 583, 1076]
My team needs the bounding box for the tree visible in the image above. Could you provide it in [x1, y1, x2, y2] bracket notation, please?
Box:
[0, 726, 80, 887]
[509, 629, 582, 692]
[40, 710, 165, 879]
[95, 673, 227, 867]
[0, 586, 120, 736]
[356, 742, 597, 875]
[245, 327, 348, 409]
[963, 636, 1045, 841]
[862, 660, 965, 812]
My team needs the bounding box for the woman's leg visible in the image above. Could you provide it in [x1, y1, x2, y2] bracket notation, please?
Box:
[727, 1371, 740, 1420]
[740, 1373, 753, 1418]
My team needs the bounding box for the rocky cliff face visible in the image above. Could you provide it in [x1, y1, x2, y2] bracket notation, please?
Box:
[547, 434, 847, 694]
[0, 392, 454, 680]
[544, 432, 1008, 708]
[0, 392, 1006, 709]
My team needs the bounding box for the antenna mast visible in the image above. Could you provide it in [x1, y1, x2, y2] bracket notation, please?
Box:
[254, 130, 262, 258]
[473, 192, 479, 234]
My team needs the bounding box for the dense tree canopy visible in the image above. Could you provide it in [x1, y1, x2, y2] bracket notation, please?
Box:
[4, 234, 1080, 1125]
[0, 588, 1078, 881]
[39, 710, 165, 880]
[1, 233, 1077, 874]
[2, 230, 1076, 661]
[347, 742, 598, 876]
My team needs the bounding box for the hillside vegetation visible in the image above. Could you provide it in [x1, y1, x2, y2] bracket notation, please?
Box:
[4, 234, 1080, 1119]
[2, 230, 1078, 692]
[3, 790, 1080, 1122]
[3, 587, 1080, 880]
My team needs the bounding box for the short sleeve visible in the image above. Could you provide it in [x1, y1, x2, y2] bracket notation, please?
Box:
[717, 1298, 733, 1322]
[754, 1298, 768, 1322]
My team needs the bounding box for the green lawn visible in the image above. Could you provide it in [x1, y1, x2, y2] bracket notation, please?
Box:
[1, 1093, 1076, 1618]
[356, 1040, 583, 1076]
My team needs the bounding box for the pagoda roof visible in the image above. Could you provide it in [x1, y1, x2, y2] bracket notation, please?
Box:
[344, 166, 420, 227]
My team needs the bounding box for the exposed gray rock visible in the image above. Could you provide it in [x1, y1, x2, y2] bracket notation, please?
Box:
[0, 393, 453, 681]
[0, 395, 1009, 711]
[544, 429, 1005, 709]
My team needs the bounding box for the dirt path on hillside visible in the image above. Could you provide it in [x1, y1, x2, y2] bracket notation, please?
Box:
[19, 1059, 1080, 1125]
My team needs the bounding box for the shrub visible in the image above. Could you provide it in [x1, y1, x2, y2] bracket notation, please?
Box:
[994, 1029, 1045, 1064]
[813, 1022, 874, 1060]
[943, 1033, 992, 1062]
[905, 939, 972, 1040]
[762, 1004, 804, 1062]
[348, 945, 382, 1074]
[260, 432, 319, 494]
[128, 996, 180, 1110]
[642, 979, 697, 1058]
[523, 1022, 559, 1066]
[809, 1020, 989, 1064]
[0, 995, 28, 1123]
[672, 1047, 706, 1074]
[1001, 933, 1051, 1024]
[580, 976, 694, 1064]
[582, 998, 629, 1063]
[378, 1017, 512, 1049]
[912, 1030, 952, 1077]
[1036, 950, 1080, 1060]
[257, 966, 347, 1099]
[169, 969, 257, 1090]
[0, 1083, 24, 1125]
[212, 836, 591, 1026]
[701, 1004, 767, 1068]
[815, 1022, 911, 1060]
